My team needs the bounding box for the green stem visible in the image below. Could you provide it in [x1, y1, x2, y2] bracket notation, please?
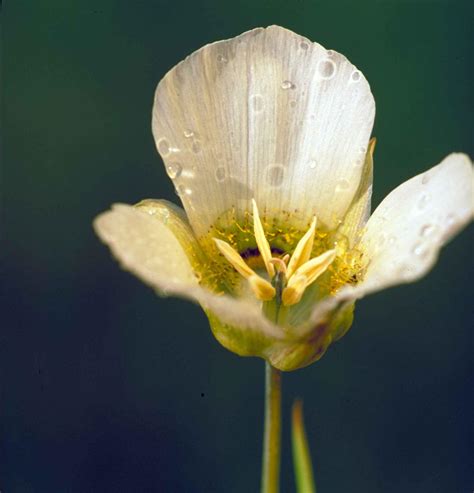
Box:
[261, 361, 282, 493]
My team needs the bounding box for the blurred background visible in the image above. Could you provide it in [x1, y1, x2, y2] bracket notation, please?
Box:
[2, 1, 473, 492]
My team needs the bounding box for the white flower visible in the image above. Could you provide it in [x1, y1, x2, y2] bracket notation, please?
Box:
[94, 26, 473, 371]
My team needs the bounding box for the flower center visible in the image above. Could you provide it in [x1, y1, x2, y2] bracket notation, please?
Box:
[213, 200, 337, 306]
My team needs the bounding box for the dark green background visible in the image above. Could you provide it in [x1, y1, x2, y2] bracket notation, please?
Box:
[2, 1, 473, 492]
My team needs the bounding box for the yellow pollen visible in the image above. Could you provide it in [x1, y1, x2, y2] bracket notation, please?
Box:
[213, 200, 337, 306]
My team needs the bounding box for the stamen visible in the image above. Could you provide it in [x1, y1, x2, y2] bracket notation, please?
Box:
[213, 238, 254, 279]
[282, 249, 336, 306]
[248, 275, 276, 301]
[286, 216, 317, 278]
[252, 199, 275, 277]
[214, 238, 276, 301]
[281, 274, 307, 306]
[297, 249, 337, 285]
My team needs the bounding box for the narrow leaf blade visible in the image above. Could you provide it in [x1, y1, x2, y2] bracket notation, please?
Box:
[292, 399, 317, 493]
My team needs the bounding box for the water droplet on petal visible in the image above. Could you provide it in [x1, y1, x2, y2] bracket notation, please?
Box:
[217, 54, 228, 63]
[157, 138, 171, 156]
[300, 41, 309, 51]
[417, 192, 431, 210]
[265, 164, 285, 187]
[350, 70, 361, 82]
[326, 49, 335, 57]
[250, 94, 264, 113]
[183, 129, 194, 138]
[335, 179, 350, 192]
[289, 100, 297, 108]
[166, 162, 182, 179]
[412, 242, 429, 257]
[281, 80, 295, 90]
[420, 224, 436, 237]
[318, 59, 336, 79]
[421, 173, 430, 185]
[176, 184, 192, 197]
[215, 166, 226, 182]
[308, 159, 317, 169]
[192, 140, 202, 154]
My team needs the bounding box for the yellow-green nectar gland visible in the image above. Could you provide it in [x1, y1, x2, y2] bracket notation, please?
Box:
[211, 200, 363, 308]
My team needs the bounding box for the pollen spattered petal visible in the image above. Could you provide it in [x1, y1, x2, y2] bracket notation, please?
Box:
[252, 199, 275, 277]
[286, 216, 317, 278]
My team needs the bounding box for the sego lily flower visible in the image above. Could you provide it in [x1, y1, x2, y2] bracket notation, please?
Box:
[94, 26, 473, 372]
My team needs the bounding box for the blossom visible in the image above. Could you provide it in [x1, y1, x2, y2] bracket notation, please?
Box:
[94, 26, 473, 371]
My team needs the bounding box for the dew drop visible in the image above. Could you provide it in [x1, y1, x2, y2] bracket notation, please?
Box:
[350, 70, 361, 82]
[420, 224, 436, 237]
[421, 173, 430, 185]
[215, 166, 226, 182]
[250, 94, 264, 113]
[217, 54, 228, 63]
[335, 179, 350, 192]
[289, 100, 297, 108]
[308, 159, 317, 169]
[183, 129, 194, 138]
[266, 164, 285, 187]
[157, 138, 171, 156]
[300, 41, 309, 51]
[359, 146, 367, 154]
[417, 192, 431, 210]
[412, 242, 429, 257]
[318, 59, 336, 79]
[176, 184, 192, 197]
[281, 80, 295, 90]
[192, 140, 202, 154]
[166, 162, 182, 179]
[326, 49, 335, 57]
[161, 210, 170, 225]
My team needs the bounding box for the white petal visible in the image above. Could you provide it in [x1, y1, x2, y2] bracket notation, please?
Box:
[350, 153, 472, 298]
[152, 25, 375, 236]
[94, 203, 284, 339]
[94, 204, 198, 293]
[299, 153, 473, 333]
